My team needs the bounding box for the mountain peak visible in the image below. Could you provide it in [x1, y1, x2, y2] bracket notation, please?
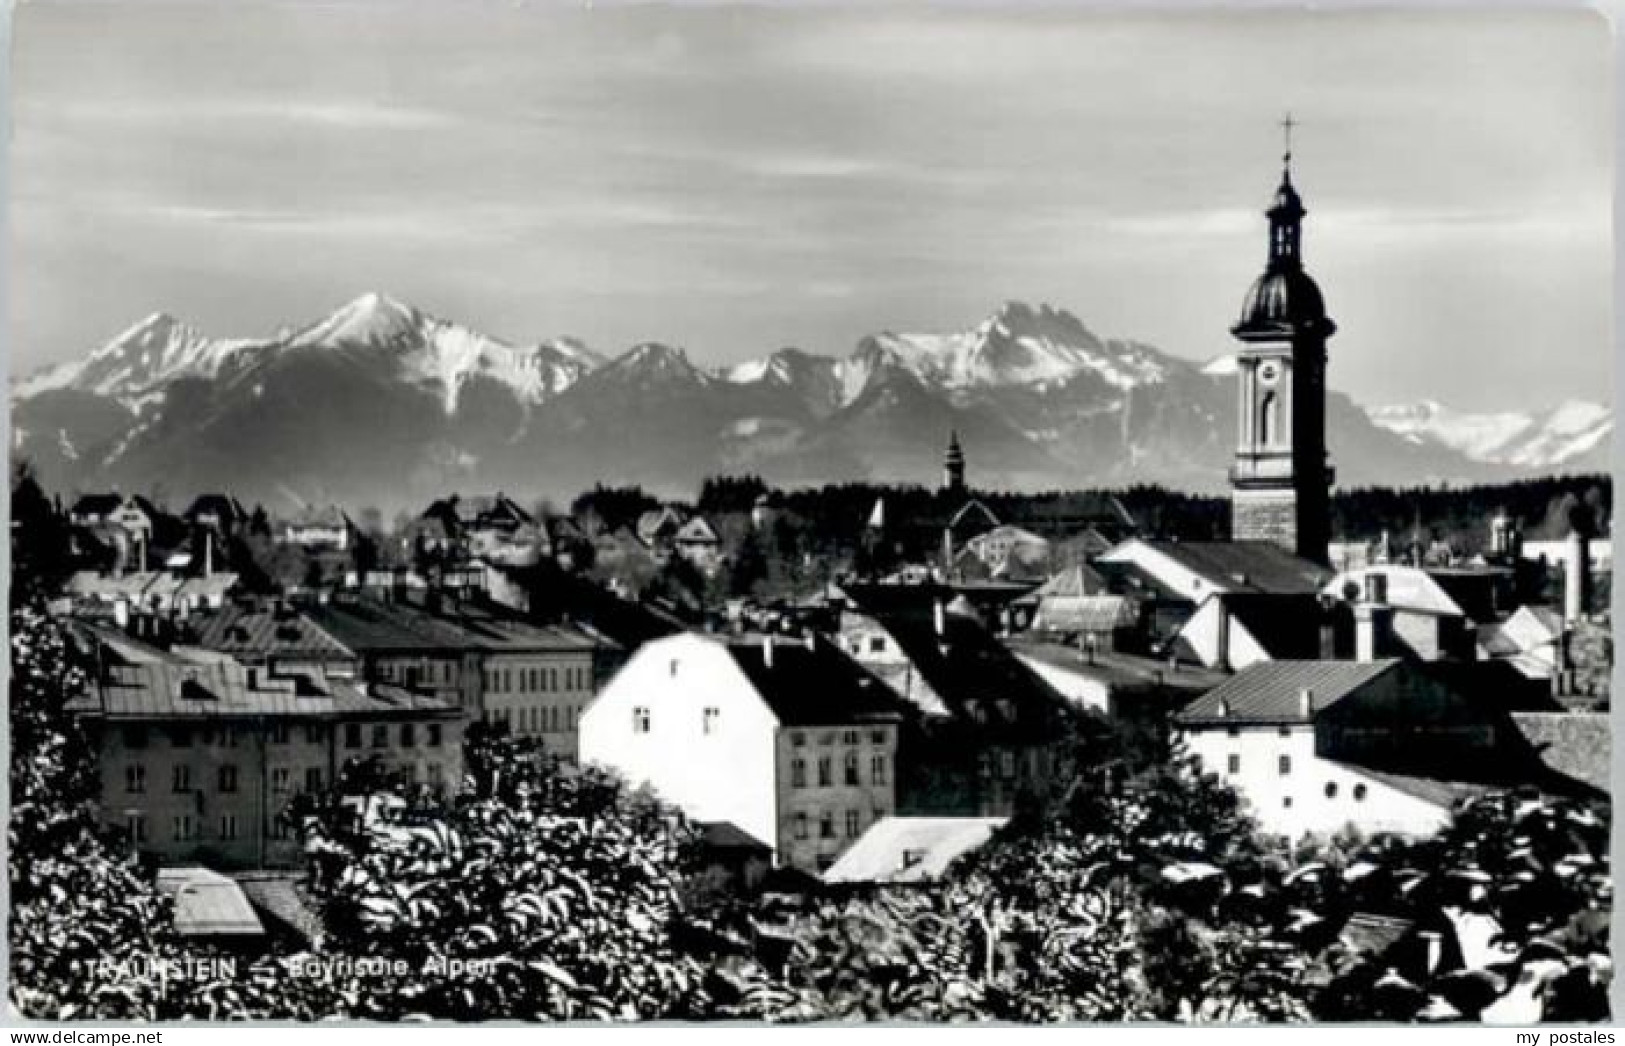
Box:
[293, 292, 423, 348]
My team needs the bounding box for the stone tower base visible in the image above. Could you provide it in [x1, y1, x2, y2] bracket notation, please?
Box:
[1232, 488, 1297, 550]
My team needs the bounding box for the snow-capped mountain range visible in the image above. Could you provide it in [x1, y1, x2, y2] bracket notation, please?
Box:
[1365, 399, 1612, 473]
[11, 294, 1608, 512]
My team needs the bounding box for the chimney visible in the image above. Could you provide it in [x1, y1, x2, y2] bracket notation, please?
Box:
[1298, 687, 1314, 718]
[203, 529, 213, 578]
[1216, 697, 1230, 718]
[1362, 571, 1388, 606]
[1213, 599, 1232, 672]
[1355, 602, 1392, 661]
[762, 634, 774, 668]
[1564, 528, 1589, 624]
[114, 598, 130, 630]
[933, 599, 946, 638]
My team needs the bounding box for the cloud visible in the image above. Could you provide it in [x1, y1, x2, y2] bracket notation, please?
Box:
[17, 96, 454, 132]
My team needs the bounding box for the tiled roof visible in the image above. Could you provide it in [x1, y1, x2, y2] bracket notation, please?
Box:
[698, 821, 773, 855]
[844, 590, 1073, 733]
[1023, 564, 1111, 601]
[1011, 640, 1228, 692]
[191, 603, 355, 660]
[156, 867, 265, 937]
[1511, 712, 1611, 792]
[305, 598, 473, 653]
[1175, 659, 1400, 726]
[1031, 595, 1137, 633]
[823, 817, 1007, 884]
[727, 636, 911, 727]
[66, 628, 457, 721]
[1137, 540, 1331, 595]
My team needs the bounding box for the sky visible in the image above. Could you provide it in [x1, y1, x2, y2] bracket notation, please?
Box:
[7, 2, 1613, 412]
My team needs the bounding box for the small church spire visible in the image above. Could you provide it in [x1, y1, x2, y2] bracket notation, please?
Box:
[942, 430, 966, 493]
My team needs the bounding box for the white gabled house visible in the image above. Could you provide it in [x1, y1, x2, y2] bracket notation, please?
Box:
[1172, 659, 1550, 840]
[579, 632, 908, 873]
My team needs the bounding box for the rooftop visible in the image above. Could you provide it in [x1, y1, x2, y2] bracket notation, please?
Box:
[1175, 659, 1400, 727]
[155, 867, 265, 937]
[1125, 539, 1332, 596]
[823, 816, 1007, 885]
[727, 636, 912, 728]
[190, 603, 355, 660]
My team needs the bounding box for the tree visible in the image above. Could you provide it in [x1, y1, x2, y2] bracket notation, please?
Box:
[296, 733, 713, 1020]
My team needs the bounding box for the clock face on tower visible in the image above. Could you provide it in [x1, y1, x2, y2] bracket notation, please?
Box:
[1257, 360, 1282, 388]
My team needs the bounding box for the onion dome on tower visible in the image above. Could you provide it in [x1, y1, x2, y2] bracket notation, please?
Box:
[1233, 159, 1337, 342]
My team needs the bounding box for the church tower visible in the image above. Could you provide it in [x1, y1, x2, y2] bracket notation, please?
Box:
[942, 430, 966, 493]
[1229, 119, 1336, 565]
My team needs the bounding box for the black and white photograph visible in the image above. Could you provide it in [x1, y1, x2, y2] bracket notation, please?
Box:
[4, 1, 1615, 1027]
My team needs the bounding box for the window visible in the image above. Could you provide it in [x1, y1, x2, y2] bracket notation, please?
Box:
[218, 765, 239, 793]
[633, 707, 651, 734]
[219, 814, 239, 841]
[125, 814, 147, 843]
[819, 812, 835, 839]
[817, 757, 832, 787]
[1278, 755, 1292, 777]
[703, 707, 720, 735]
[122, 725, 148, 749]
[306, 724, 326, 745]
[791, 731, 806, 748]
[345, 723, 362, 749]
[871, 754, 887, 785]
[842, 730, 859, 745]
[270, 722, 290, 745]
[845, 810, 861, 837]
[427, 762, 444, 791]
[504, 669, 512, 692]
[1324, 782, 1339, 799]
[1283, 796, 1294, 809]
[125, 764, 146, 793]
[819, 731, 835, 746]
[170, 726, 192, 748]
[1226, 726, 1240, 738]
[1227, 755, 1241, 775]
[791, 758, 807, 788]
[305, 767, 324, 793]
[371, 724, 388, 748]
[844, 751, 860, 786]
[870, 730, 886, 745]
[428, 724, 443, 748]
[271, 767, 291, 793]
[793, 813, 808, 840]
[868, 637, 886, 654]
[268, 815, 289, 841]
[223, 726, 239, 748]
[172, 765, 192, 793]
[1353, 784, 1368, 802]
[173, 815, 194, 842]
[1277, 726, 1292, 738]
[401, 723, 416, 747]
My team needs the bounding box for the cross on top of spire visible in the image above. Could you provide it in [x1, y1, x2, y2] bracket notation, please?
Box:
[1280, 112, 1297, 171]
